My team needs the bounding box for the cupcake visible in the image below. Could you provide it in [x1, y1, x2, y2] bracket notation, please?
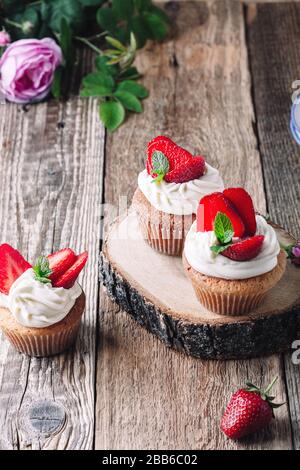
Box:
[132, 136, 224, 256]
[0, 244, 88, 356]
[183, 188, 286, 316]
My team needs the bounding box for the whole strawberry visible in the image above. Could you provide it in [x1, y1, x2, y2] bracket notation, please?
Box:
[221, 377, 284, 439]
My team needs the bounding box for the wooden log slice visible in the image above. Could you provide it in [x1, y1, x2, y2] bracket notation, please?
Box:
[100, 213, 300, 360]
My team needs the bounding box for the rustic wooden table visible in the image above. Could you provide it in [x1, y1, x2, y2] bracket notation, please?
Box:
[0, 0, 299, 450]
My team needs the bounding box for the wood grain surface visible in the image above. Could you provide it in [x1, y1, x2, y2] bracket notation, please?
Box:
[95, 1, 293, 450]
[0, 50, 104, 449]
[0, 0, 299, 451]
[246, 1, 300, 450]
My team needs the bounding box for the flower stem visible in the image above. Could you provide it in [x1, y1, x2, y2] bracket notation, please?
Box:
[4, 19, 23, 30]
[75, 36, 103, 55]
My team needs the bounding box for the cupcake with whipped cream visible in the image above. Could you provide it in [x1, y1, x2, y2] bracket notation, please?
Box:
[132, 136, 224, 256]
[0, 244, 88, 356]
[183, 188, 286, 316]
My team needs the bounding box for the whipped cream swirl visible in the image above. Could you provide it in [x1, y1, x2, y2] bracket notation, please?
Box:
[138, 163, 224, 215]
[184, 215, 280, 280]
[0, 268, 81, 328]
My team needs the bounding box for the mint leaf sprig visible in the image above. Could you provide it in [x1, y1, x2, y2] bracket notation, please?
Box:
[33, 256, 52, 285]
[151, 151, 169, 184]
[210, 212, 234, 255]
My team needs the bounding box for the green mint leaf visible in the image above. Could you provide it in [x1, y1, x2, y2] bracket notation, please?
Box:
[151, 151, 169, 182]
[223, 229, 234, 244]
[210, 243, 232, 255]
[33, 256, 52, 285]
[213, 212, 234, 244]
[117, 80, 149, 99]
[114, 90, 143, 113]
[99, 100, 125, 132]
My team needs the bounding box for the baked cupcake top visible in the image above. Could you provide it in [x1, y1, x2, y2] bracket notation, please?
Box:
[0, 245, 88, 328]
[138, 136, 224, 215]
[184, 188, 280, 280]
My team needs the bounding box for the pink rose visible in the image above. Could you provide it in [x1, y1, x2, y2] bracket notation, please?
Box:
[0, 38, 62, 104]
[0, 30, 11, 46]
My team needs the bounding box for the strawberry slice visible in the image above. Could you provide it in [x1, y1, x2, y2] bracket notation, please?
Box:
[0, 244, 31, 294]
[146, 135, 206, 183]
[48, 248, 77, 283]
[223, 188, 257, 236]
[197, 192, 245, 237]
[222, 235, 265, 261]
[165, 156, 205, 183]
[53, 251, 88, 289]
[197, 193, 220, 232]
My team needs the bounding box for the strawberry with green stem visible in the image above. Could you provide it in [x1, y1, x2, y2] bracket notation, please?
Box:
[221, 376, 284, 439]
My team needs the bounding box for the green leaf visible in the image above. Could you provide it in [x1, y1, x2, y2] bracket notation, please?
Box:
[150, 150, 169, 183]
[41, 0, 83, 33]
[79, 0, 105, 5]
[130, 15, 150, 48]
[143, 12, 168, 41]
[148, 5, 170, 24]
[99, 100, 125, 132]
[59, 17, 74, 66]
[134, 0, 151, 12]
[105, 35, 126, 51]
[119, 67, 141, 80]
[51, 67, 62, 99]
[213, 212, 234, 244]
[95, 56, 119, 78]
[117, 80, 149, 99]
[114, 90, 142, 113]
[112, 0, 134, 21]
[210, 243, 232, 255]
[83, 72, 115, 91]
[33, 256, 52, 285]
[96, 7, 118, 33]
[80, 85, 112, 97]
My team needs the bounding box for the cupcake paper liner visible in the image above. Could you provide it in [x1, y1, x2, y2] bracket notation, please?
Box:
[0, 293, 85, 357]
[183, 251, 286, 316]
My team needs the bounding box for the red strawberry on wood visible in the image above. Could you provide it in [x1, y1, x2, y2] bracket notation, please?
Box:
[221, 377, 284, 439]
[0, 244, 31, 294]
[147, 135, 205, 184]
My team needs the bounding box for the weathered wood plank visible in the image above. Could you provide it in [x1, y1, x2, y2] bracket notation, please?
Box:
[246, 2, 300, 450]
[95, 0, 292, 449]
[0, 50, 105, 449]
